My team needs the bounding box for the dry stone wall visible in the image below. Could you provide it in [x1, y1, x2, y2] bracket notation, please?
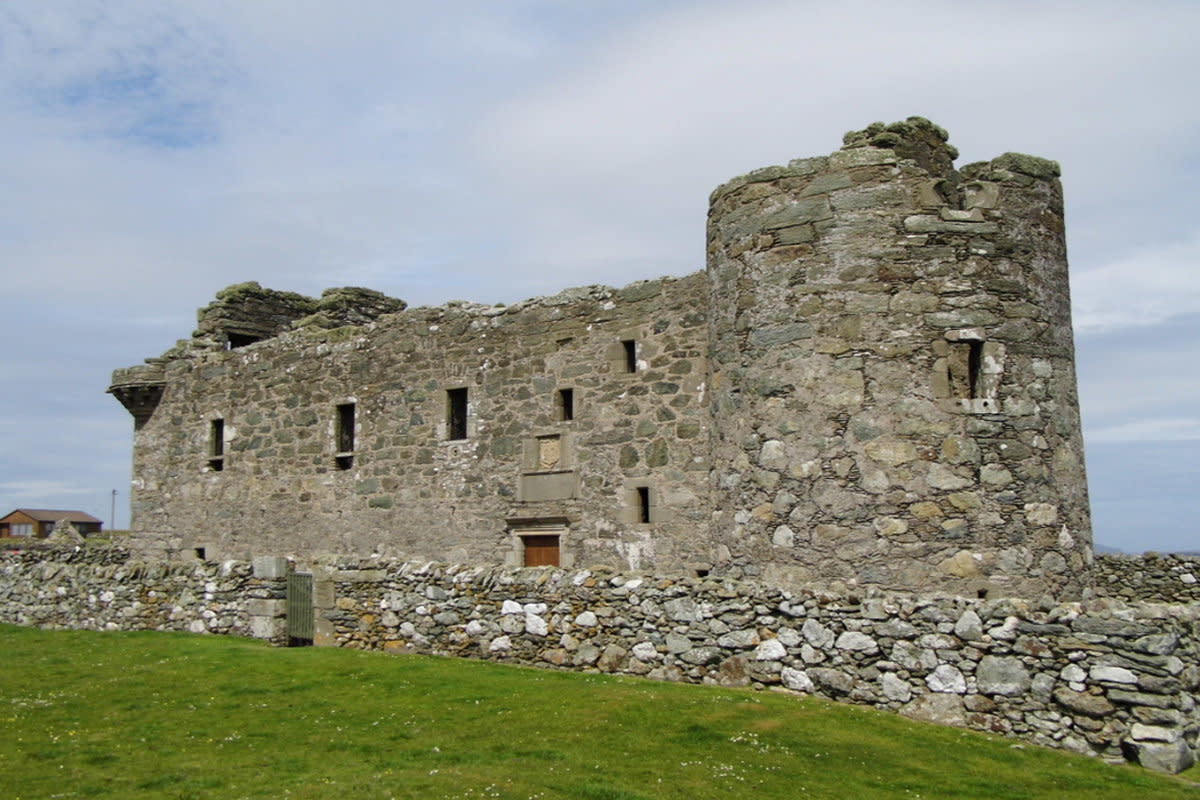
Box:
[1094, 554, 1200, 604]
[314, 557, 1197, 774]
[2, 544, 1197, 773]
[0, 543, 287, 643]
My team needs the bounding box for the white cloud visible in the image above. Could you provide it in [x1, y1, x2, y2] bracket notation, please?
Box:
[1, 2, 1199, 549]
[0, 480, 97, 498]
[474, 1, 1200, 293]
[1088, 417, 1200, 443]
[1072, 234, 1200, 334]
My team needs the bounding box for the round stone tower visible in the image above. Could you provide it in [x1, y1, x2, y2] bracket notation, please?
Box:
[705, 117, 1091, 599]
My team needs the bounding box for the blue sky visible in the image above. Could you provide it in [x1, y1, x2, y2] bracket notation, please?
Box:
[1, 1, 1197, 552]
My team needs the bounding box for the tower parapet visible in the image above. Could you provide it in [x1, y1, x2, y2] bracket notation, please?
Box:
[706, 117, 1091, 599]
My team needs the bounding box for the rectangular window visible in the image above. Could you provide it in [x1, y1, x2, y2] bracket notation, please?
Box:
[636, 486, 651, 524]
[11, 523, 32, 537]
[447, 387, 468, 440]
[208, 418, 225, 472]
[556, 388, 574, 421]
[622, 339, 638, 373]
[335, 402, 355, 469]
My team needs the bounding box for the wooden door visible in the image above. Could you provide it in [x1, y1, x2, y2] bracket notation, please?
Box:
[522, 535, 560, 567]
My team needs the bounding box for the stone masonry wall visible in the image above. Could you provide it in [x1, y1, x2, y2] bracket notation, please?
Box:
[122, 275, 712, 575]
[1094, 554, 1200, 604]
[0, 543, 288, 643]
[2, 544, 1197, 773]
[313, 557, 1196, 773]
[706, 118, 1091, 599]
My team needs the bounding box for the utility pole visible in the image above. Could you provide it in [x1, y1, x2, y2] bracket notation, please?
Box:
[110, 489, 116, 530]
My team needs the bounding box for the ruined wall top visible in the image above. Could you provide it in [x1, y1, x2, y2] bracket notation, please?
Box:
[192, 282, 408, 348]
[710, 115, 1061, 207]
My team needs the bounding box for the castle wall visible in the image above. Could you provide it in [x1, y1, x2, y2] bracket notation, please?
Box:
[706, 120, 1091, 599]
[112, 117, 1092, 599]
[125, 276, 713, 574]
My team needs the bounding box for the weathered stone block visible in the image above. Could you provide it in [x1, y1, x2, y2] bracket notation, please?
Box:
[251, 557, 288, 579]
[1127, 738, 1195, 774]
[976, 656, 1031, 696]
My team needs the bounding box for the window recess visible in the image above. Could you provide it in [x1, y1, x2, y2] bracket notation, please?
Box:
[556, 388, 575, 421]
[446, 387, 468, 440]
[636, 486, 652, 524]
[938, 331, 1005, 414]
[208, 418, 225, 471]
[622, 339, 638, 373]
[335, 402, 355, 469]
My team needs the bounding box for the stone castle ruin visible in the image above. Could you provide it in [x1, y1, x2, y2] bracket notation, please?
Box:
[110, 117, 1092, 601]
[10, 117, 1184, 774]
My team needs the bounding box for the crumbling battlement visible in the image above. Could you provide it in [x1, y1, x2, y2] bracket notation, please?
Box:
[192, 282, 408, 347]
[110, 118, 1092, 601]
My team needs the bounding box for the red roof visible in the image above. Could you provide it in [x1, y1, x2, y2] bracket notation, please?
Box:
[1, 509, 103, 525]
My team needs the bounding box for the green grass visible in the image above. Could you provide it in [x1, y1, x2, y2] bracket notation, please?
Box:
[0, 625, 1195, 799]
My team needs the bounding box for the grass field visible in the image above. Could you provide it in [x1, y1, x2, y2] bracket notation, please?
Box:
[1, 624, 1195, 799]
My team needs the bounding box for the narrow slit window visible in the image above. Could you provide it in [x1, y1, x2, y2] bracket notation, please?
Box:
[636, 486, 651, 524]
[557, 388, 574, 421]
[967, 340, 984, 399]
[335, 402, 355, 469]
[208, 418, 224, 471]
[447, 387, 468, 440]
[622, 339, 638, 373]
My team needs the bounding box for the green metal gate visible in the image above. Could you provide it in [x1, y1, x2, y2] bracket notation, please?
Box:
[286, 572, 314, 647]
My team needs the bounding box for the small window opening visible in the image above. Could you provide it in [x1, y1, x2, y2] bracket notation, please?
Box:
[967, 340, 984, 399]
[335, 402, 355, 469]
[636, 486, 651, 524]
[447, 387, 468, 440]
[557, 388, 575, 421]
[194, 547, 207, 560]
[622, 339, 638, 373]
[226, 333, 260, 349]
[695, 568, 710, 578]
[976, 588, 989, 600]
[208, 418, 225, 471]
